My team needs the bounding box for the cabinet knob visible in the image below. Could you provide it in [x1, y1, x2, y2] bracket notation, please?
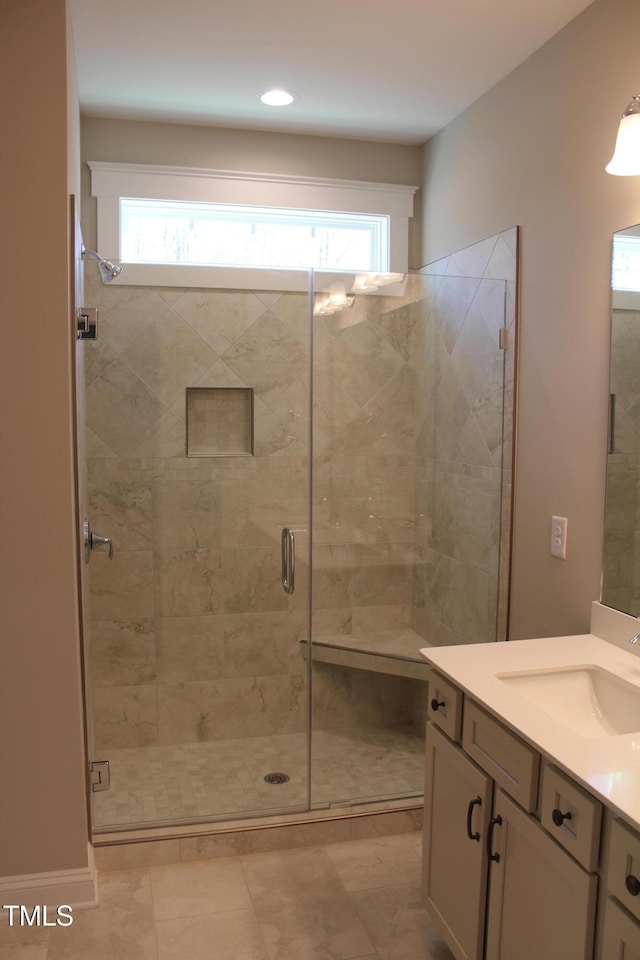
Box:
[551, 807, 572, 827]
[430, 698, 445, 712]
[626, 874, 640, 897]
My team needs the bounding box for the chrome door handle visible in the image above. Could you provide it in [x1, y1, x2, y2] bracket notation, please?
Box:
[281, 527, 295, 594]
[84, 519, 114, 562]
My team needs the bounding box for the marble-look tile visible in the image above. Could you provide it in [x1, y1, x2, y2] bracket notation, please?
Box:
[320, 321, 404, 410]
[483, 233, 516, 283]
[150, 858, 252, 919]
[86, 357, 168, 457]
[450, 306, 499, 411]
[224, 676, 306, 738]
[222, 546, 288, 614]
[154, 548, 223, 617]
[223, 313, 308, 407]
[223, 611, 307, 677]
[0, 923, 49, 956]
[85, 336, 118, 387]
[88, 465, 153, 551]
[157, 910, 268, 960]
[312, 544, 353, 609]
[92, 286, 165, 355]
[155, 616, 224, 681]
[152, 471, 222, 549]
[433, 276, 480, 355]
[348, 811, 423, 841]
[325, 834, 421, 891]
[242, 847, 375, 960]
[157, 679, 227, 743]
[351, 543, 413, 607]
[93, 839, 181, 872]
[1, 942, 48, 959]
[172, 290, 267, 356]
[268, 292, 312, 349]
[373, 302, 418, 362]
[470, 352, 506, 466]
[89, 551, 154, 621]
[127, 408, 186, 459]
[93, 684, 158, 749]
[349, 882, 454, 960]
[179, 825, 310, 862]
[46, 868, 157, 960]
[122, 311, 218, 407]
[91, 619, 156, 687]
[446, 235, 498, 279]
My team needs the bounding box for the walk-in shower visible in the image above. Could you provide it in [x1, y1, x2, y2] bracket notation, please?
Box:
[80, 228, 517, 835]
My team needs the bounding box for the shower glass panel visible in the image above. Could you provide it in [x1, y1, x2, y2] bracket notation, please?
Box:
[309, 270, 510, 808]
[83, 268, 312, 831]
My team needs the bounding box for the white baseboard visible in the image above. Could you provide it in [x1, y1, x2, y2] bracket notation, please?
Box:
[0, 843, 97, 917]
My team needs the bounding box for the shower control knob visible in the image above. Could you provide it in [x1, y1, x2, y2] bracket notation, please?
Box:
[90, 531, 113, 559]
[83, 519, 114, 562]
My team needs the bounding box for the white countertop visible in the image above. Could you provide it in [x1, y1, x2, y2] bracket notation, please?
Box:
[420, 611, 640, 828]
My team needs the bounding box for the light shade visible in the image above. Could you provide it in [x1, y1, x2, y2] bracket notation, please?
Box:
[606, 96, 640, 176]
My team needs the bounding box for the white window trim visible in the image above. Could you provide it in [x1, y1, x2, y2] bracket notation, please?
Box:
[88, 161, 417, 290]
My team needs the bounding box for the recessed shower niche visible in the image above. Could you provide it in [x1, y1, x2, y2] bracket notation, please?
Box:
[186, 386, 254, 457]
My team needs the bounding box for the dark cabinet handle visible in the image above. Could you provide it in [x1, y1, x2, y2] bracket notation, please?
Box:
[430, 698, 445, 712]
[466, 796, 482, 841]
[626, 874, 640, 897]
[488, 814, 502, 862]
[551, 808, 572, 827]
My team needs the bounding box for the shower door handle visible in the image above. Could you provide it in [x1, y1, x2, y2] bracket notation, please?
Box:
[281, 527, 295, 594]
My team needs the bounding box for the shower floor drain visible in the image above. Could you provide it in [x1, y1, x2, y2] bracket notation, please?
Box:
[264, 772, 290, 784]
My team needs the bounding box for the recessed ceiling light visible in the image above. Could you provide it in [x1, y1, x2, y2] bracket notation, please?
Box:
[260, 89, 296, 107]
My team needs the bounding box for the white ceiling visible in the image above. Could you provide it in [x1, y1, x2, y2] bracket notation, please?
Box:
[69, 0, 594, 145]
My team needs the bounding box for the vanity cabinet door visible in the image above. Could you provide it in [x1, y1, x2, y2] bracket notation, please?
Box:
[485, 790, 597, 960]
[422, 723, 493, 960]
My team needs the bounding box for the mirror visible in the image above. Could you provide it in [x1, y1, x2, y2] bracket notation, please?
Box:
[602, 224, 640, 616]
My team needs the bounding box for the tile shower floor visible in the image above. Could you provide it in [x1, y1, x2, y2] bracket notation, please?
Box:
[1, 833, 454, 960]
[94, 727, 425, 829]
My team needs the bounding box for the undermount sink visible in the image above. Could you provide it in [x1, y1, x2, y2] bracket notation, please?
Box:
[497, 665, 640, 737]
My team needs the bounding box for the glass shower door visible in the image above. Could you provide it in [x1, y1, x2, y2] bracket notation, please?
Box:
[82, 269, 312, 831]
[309, 269, 511, 808]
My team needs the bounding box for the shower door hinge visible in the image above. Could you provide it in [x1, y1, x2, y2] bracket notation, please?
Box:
[89, 760, 110, 793]
[77, 307, 98, 340]
[499, 328, 508, 350]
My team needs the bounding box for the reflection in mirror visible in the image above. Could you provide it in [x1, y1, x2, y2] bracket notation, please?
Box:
[602, 225, 640, 615]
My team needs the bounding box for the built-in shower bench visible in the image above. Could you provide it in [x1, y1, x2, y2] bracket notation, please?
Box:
[300, 627, 430, 680]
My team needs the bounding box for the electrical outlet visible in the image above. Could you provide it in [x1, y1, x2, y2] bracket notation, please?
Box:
[550, 515, 568, 559]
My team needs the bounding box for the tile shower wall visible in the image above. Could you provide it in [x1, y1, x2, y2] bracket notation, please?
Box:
[412, 228, 517, 645]
[85, 232, 517, 755]
[85, 281, 312, 751]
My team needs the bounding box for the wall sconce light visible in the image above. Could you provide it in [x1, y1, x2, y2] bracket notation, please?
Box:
[606, 95, 640, 176]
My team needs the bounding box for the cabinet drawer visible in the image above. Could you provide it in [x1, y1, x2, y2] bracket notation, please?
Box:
[427, 670, 463, 742]
[539, 764, 602, 872]
[600, 896, 640, 959]
[462, 700, 539, 812]
[607, 818, 640, 923]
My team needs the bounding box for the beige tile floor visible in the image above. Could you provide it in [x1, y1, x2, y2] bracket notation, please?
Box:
[1, 833, 454, 960]
[94, 728, 425, 830]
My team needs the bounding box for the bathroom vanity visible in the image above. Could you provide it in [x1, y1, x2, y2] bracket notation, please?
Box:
[420, 602, 640, 960]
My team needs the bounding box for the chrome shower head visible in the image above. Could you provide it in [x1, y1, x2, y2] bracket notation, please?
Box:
[82, 245, 123, 284]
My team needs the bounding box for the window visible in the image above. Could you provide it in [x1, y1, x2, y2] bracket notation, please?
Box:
[88, 162, 417, 290]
